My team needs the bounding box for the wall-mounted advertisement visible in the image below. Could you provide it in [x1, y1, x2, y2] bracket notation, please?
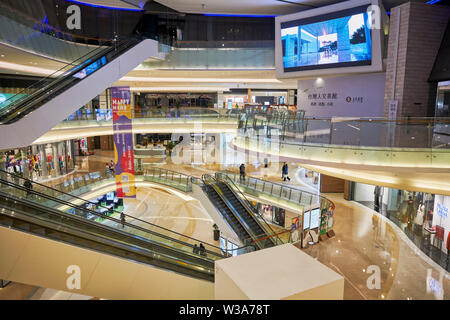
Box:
[111, 86, 136, 198]
[303, 210, 311, 230]
[310, 208, 320, 229]
[281, 5, 372, 72]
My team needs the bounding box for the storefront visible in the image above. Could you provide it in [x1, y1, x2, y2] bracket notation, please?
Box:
[1, 140, 75, 181]
[256, 202, 286, 227]
[435, 81, 450, 118]
[349, 181, 449, 271]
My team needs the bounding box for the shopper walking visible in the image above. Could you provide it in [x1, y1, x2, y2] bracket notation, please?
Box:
[239, 163, 246, 182]
[282, 162, 290, 181]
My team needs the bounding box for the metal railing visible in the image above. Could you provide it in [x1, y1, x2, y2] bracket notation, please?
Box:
[0, 169, 225, 261]
[218, 170, 335, 236]
[143, 167, 192, 192]
[215, 172, 284, 246]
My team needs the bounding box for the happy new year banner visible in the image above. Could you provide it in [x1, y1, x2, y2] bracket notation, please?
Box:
[111, 86, 136, 198]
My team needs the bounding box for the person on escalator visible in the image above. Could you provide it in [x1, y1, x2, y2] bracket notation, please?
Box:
[193, 244, 199, 254]
[23, 179, 33, 198]
[120, 212, 126, 228]
[199, 243, 206, 257]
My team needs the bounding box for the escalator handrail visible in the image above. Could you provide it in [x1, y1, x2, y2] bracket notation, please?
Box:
[202, 174, 294, 251]
[220, 169, 335, 211]
[0, 169, 224, 255]
[0, 37, 138, 119]
[201, 174, 263, 247]
[0, 176, 225, 259]
[0, 37, 142, 123]
[0, 43, 111, 110]
[216, 173, 282, 245]
[0, 196, 215, 280]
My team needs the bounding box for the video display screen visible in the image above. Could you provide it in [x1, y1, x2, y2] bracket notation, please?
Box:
[73, 56, 107, 79]
[281, 5, 372, 72]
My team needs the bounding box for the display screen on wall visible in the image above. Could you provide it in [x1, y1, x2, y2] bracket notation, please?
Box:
[281, 5, 372, 72]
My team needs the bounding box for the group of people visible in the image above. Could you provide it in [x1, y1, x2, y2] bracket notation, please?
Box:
[239, 162, 291, 182]
[193, 243, 207, 256]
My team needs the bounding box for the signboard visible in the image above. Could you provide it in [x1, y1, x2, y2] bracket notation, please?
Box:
[111, 86, 136, 198]
[310, 208, 320, 229]
[388, 100, 398, 120]
[303, 210, 311, 230]
[437, 202, 448, 219]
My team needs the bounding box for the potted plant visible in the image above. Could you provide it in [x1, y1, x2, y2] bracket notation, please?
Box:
[213, 223, 220, 241]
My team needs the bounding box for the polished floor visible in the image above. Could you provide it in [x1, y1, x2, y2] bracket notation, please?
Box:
[2, 148, 449, 300]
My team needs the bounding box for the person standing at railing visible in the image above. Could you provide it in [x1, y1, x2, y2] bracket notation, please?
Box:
[282, 162, 290, 182]
[239, 163, 246, 182]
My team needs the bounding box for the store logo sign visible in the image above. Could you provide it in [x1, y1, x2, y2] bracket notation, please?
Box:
[437, 203, 448, 219]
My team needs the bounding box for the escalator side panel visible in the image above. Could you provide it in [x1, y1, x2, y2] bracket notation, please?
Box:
[0, 39, 161, 150]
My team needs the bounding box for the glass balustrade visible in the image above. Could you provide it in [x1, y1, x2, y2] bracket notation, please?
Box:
[241, 116, 450, 150]
[143, 167, 192, 192]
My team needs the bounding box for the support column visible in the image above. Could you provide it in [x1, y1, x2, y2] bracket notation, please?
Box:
[20, 147, 30, 179]
[247, 88, 252, 104]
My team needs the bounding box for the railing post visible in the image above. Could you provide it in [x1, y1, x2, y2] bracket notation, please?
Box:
[329, 121, 333, 145]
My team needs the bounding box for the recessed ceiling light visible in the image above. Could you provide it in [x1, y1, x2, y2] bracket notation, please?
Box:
[0, 54, 4, 57]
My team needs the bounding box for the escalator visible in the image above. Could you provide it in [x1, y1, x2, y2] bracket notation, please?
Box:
[202, 175, 254, 246]
[0, 171, 224, 282]
[202, 174, 279, 250]
[0, 36, 161, 150]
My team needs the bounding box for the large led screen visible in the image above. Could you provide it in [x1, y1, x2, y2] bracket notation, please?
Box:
[281, 5, 372, 72]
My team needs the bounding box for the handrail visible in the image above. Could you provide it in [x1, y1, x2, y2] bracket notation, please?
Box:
[0, 37, 142, 124]
[0, 169, 224, 258]
[0, 44, 108, 109]
[215, 173, 282, 246]
[202, 174, 263, 248]
[0, 192, 215, 280]
[220, 170, 334, 210]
